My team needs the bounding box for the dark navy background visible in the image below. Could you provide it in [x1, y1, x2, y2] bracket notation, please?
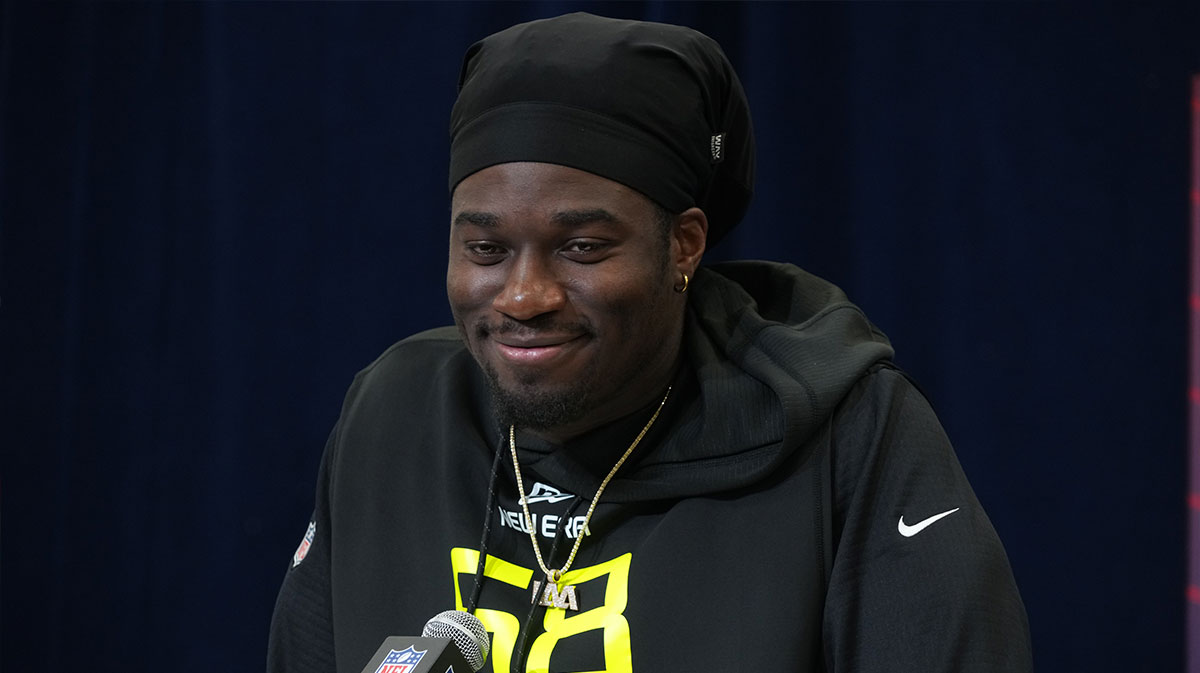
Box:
[2, 2, 1196, 670]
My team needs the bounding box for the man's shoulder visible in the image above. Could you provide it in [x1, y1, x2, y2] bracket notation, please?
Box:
[350, 326, 471, 392]
[330, 325, 482, 430]
[366, 325, 464, 366]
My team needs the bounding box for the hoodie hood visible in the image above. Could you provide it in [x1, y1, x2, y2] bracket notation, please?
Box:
[520, 260, 894, 501]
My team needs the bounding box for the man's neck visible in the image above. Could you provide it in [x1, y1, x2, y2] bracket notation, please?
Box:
[526, 354, 681, 446]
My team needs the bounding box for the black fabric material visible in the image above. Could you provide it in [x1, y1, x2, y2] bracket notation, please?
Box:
[267, 261, 1029, 672]
[449, 12, 754, 244]
[265, 432, 336, 673]
[3, 3, 1197, 672]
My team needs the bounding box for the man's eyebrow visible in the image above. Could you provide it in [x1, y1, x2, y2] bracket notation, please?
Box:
[453, 211, 500, 228]
[453, 208, 621, 228]
[551, 208, 620, 227]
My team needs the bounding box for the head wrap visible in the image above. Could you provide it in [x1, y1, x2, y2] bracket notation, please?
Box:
[448, 12, 755, 244]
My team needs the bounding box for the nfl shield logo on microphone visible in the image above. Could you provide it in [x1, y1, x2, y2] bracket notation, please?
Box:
[374, 646, 427, 673]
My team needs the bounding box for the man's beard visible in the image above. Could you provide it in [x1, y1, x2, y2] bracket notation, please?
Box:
[466, 314, 600, 431]
[482, 360, 594, 431]
[462, 286, 674, 433]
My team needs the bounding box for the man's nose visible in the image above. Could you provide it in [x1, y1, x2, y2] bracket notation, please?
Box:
[492, 255, 566, 320]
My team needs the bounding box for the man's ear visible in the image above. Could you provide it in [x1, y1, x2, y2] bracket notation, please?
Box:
[672, 207, 708, 277]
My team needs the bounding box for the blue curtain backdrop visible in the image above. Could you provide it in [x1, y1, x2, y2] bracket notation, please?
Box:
[2, 2, 1197, 670]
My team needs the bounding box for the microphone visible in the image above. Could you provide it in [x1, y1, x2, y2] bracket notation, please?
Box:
[360, 610, 491, 673]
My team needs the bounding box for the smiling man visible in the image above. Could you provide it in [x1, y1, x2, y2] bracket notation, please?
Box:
[268, 13, 1031, 673]
[448, 162, 706, 441]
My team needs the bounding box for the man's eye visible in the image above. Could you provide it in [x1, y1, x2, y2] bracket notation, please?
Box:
[562, 240, 609, 259]
[465, 242, 506, 261]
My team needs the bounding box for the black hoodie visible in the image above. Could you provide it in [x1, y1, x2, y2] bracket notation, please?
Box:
[268, 261, 1032, 673]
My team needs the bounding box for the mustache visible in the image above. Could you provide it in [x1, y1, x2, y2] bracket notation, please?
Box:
[474, 315, 595, 339]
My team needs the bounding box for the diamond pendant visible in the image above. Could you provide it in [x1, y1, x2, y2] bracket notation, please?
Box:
[531, 579, 579, 611]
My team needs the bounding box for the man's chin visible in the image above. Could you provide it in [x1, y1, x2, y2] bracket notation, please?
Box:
[485, 371, 590, 431]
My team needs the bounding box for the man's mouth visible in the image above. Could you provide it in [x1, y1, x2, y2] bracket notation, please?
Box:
[475, 318, 594, 366]
[491, 333, 585, 365]
[493, 334, 580, 348]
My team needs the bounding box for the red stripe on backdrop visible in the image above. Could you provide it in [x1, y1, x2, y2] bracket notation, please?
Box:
[1188, 73, 1200, 673]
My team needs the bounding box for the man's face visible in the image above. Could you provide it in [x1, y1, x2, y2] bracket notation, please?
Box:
[447, 162, 688, 440]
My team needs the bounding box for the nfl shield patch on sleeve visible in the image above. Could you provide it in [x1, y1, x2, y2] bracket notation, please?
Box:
[292, 521, 316, 567]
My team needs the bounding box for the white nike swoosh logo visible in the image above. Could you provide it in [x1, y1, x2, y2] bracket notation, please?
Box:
[897, 508, 960, 537]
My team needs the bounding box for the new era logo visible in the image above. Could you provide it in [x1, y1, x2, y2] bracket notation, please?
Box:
[520, 482, 574, 505]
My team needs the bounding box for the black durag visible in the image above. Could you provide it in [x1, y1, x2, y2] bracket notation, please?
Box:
[448, 12, 756, 244]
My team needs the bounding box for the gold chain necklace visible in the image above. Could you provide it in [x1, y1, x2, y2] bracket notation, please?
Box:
[509, 386, 671, 611]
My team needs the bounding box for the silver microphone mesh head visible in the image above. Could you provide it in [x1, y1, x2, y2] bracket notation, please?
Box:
[422, 609, 490, 672]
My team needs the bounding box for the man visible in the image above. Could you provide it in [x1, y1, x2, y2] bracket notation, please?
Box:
[268, 12, 1031, 673]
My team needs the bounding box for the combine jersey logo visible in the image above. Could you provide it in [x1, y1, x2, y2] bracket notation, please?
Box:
[374, 646, 427, 673]
[451, 548, 634, 673]
[292, 521, 316, 568]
